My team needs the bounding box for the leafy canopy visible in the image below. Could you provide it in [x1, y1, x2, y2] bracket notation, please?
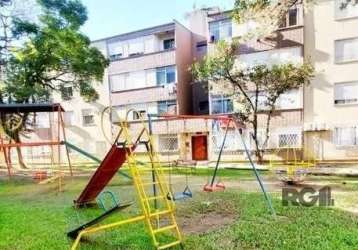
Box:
[4, 0, 109, 104]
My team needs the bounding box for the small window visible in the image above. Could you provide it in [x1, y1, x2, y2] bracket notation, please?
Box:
[288, 8, 298, 26]
[82, 109, 95, 126]
[335, 37, 358, 63]
[279, 7, 299, 28]
[158, 134, 178, 152]
[133, 110, 146, 120]
[278, 134, 299, 148]
[163, 38, 175, 50]
[334, 81, 358, 105]
[334, 127, 358, 146]
[211, 96, 233, 114]
[61, 86, 73, 100]
[209, 19, 232, 43]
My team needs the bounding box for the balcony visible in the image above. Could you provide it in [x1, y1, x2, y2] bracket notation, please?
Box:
[108, 49, 176, 75]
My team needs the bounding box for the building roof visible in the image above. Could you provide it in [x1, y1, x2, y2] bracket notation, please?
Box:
[92, 22, 176, 44]
[0, 103, 65, 113]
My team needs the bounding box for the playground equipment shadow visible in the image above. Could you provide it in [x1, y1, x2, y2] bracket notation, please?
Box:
[0, 173, 358, 249]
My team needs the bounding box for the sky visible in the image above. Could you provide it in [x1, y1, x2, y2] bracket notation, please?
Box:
[80, 0, 235, 41]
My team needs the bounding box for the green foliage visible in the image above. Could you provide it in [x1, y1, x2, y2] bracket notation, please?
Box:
[4, 0, 109, 104]
[192, 41, 314, 161]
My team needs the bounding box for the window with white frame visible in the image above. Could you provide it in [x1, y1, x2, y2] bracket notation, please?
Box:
[63, 111, 75, 126]
[335, 37, 358, 63]
[211, 96, 233, 114]
[108, 42, 124, 61]
[334, 81, 358, 105]
[82, 109, 95, 126]
[335, 0, 358, 20]
[158, 134, 178, 152]
[209, 19, 232, 42]
[110, 73, 128, 92]
[128, 39, 144, 56]
[278, 134, 300, 148]
[334, 126, 358, 146]
[156, 66, 176, 85]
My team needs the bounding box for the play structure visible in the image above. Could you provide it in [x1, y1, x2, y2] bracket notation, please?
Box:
[146, 113, 275, 214]
[269, 147, 316, 184]
[68, 113, 183, 250]
[0, 103, 73, 178]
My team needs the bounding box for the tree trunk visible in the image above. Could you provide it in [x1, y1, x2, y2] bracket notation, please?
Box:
[13, 133, 27, 169]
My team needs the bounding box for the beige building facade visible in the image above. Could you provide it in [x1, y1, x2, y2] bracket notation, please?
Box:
[304, 0, 358, 161]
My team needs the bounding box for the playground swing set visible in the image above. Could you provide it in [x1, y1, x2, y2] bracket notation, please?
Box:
[0, 104, 73, 185]
[0, 105, 277, 249]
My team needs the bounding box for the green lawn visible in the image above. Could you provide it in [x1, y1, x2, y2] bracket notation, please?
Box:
[0, 173, 357, 250]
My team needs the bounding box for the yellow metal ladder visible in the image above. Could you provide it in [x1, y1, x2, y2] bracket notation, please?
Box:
[120, 120, 183, 249]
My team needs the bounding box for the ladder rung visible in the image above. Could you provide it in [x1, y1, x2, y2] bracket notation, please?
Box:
[146, 195, 165, 201]
[153, 225, 177, 234]
[157, 240, 181, 250]
[141, 181, 159, 186]
[149, 209, 172, 217]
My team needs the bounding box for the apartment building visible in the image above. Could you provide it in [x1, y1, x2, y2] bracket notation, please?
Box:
[186, 5, 306, 161]
[304, 0, 358, 161]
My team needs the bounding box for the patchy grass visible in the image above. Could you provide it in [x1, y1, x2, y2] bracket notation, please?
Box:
[0, 174, 357, 250]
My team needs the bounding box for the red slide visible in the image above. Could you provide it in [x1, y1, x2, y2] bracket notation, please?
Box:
[75, 144, 131, 206]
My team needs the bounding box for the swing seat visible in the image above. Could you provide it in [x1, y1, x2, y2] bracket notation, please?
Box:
[203, 182, 225, 192]
[167, 186, 193, 201]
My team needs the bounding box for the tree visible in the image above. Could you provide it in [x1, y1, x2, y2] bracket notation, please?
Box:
[192, 41, 314, 163]
[0, 0, 109, 168]
[233, 0, 357, 39]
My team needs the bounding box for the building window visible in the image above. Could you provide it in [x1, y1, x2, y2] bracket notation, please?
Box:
[108, 42, 123, 61]
[61, 86, 73, 100]
[158, 134, 178, 152]
[82, 109, 95, 126]
[163, 38, 175, 50]
[278, 134, 299, 148]
[133, 110, 146, 120]
[128, 40, 144, 56]
[334, 81, 358, 105]
[334, 126, 358, 146]
[156, 66, 176, 85]
[209, 19, 232, 42]
[335, 37, 358, 63]
[279, 7, 300, 28]
[63, 111, 75, 126]
[335, 0, 358, 20]
[158, 100, 177, 115]
[196, 41, 207, 53]
[211, 96, 233, 114]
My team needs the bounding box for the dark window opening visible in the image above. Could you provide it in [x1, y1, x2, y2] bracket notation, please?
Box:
[61, 86, 73, 100]
[163, 38, 175, 50]
[289, 8, 298, 26]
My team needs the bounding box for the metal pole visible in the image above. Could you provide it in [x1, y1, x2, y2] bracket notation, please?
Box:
[147, 114, 158, 210]
[238, 128, 276, 216]
[59, 109, 73, 176]
[210, 120, 230, 187]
